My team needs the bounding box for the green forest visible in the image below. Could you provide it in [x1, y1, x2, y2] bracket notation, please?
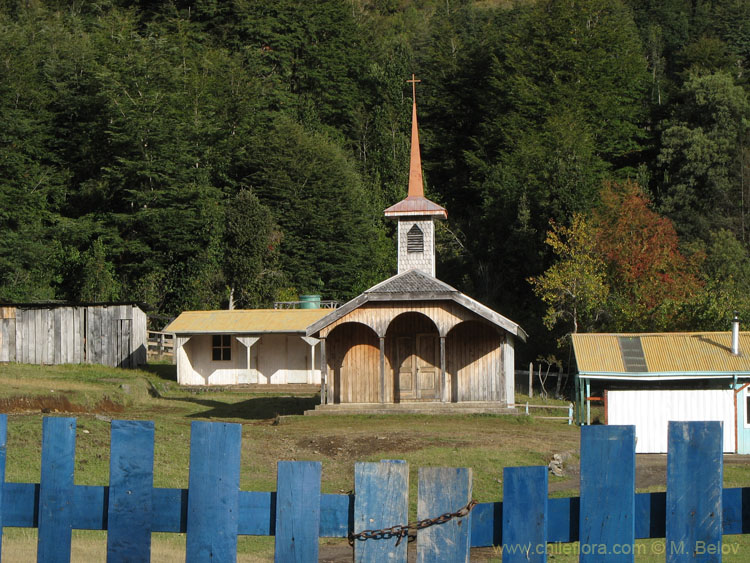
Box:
[2, 0, 750, 365]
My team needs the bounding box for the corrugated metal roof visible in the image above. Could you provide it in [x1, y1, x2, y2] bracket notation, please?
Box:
[165, 309, 330, 334]
[572, 332, 750, 377]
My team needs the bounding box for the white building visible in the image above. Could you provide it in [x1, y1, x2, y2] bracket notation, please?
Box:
[166, 309, 329, 386]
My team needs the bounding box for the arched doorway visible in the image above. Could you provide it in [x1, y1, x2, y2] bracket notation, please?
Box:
[385, 312, 440, 402]
[326, 322, 380, 403]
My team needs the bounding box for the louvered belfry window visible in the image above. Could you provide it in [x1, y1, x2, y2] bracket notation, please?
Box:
[407, 224, 424, 253]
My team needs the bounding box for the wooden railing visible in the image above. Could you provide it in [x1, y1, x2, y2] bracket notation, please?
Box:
[0, 416, 743, 561]
[511, 402, 574, 424]
[146, 330, 173, 362]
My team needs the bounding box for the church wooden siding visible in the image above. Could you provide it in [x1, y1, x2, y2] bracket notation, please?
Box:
[319, 301, 484, 339]
[322, 306, 507, 404]
[0, 304, 147, 368]
[327, 323, 380, 403]
[446, 322, 505, 402]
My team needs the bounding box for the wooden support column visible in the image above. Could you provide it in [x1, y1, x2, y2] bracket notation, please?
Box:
[320, 338, 328, 405]
[235, 336, 260, 384]
[379, 337, 386, 404]
[301, 337, 320, 385]
[440, 336, 446, 402]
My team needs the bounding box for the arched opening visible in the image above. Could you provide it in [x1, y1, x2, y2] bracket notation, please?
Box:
[446, 321, 505, 402]
[385, 312, 440, 402]
[326, 322, 380, 403]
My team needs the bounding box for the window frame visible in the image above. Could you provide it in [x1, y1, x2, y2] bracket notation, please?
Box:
[212, 334, 232, 361]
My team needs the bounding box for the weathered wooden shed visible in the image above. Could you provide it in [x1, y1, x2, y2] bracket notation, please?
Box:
[0, 302, 147, 368]
[165, 309, 329, 386]
[305, 78, 526, 412]
[572, 323, 750, 453]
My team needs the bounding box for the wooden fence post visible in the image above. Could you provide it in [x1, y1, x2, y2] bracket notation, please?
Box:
[529, 362, 533, 398]
[417, 467, 473, 562]
[580, 425, 636, 562]
[38, 417, 77, 563]
[186, 420, 242, 561]
[502, 466, 548, 562]
[354, 460, 409, 563]
[666, 421, 723, 562]
[107, 420, 155, 561]
[275, 461, 322, 562]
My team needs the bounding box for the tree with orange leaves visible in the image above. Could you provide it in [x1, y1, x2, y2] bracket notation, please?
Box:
[593, 181, 703, 331]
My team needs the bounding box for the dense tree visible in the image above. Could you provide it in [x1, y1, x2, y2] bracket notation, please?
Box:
[593, 181, 703, 331]
[528, 214, 609, 338]
[248, 116, 390, 300]
[223, 189, 283, 309]
[656, 71, 750, 242]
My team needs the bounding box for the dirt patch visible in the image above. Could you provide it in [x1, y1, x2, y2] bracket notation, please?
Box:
[297, 433, 445, 459]
[0, 395, 124, 414]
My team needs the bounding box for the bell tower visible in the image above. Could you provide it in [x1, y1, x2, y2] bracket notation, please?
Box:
[384, 75, 447, 277]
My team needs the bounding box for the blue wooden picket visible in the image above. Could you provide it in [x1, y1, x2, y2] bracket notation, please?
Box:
[417, 466, 472, 562]
[0, 414, 744, 562]
[107, 419, 154, 561]
[186, 420, 242, 561]
[579, 425, 636, 562]
[37, 417, 76, 563]
[274, 460, 322, 562]
[667, 421, 723, 562]
[353, 460, 409, 562]
[502, 466, 548, 562]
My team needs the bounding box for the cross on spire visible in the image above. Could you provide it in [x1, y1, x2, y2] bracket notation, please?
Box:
[407, 74, 421, 102]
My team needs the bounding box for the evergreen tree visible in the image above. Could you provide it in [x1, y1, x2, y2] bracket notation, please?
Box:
[223, 189, 283, 309]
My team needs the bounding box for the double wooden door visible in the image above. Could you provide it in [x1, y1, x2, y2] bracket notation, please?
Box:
[396, 334, 438, 401]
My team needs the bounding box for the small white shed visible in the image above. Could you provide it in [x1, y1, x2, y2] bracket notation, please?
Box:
[572, 331, 750, 453]
[165, 309, 330, 386]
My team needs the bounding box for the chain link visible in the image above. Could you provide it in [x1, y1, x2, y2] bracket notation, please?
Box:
[347, 499, 478, 547]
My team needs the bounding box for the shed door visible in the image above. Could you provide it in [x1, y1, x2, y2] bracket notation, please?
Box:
[608, 389, 735, 453]
[115, 319, 132, 369]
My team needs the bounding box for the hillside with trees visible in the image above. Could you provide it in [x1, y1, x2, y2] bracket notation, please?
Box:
[2, 0, 750, 366]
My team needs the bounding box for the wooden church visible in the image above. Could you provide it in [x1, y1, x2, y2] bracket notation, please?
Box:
[306, 77, 526, 413]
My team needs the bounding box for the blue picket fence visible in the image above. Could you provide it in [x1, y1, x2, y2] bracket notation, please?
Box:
[0, 415, 746, 561]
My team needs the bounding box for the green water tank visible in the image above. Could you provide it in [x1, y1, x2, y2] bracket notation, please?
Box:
[299, 295, 321, 309]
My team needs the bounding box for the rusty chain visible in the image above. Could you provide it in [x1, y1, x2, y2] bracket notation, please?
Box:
[347, 499, 478, 547]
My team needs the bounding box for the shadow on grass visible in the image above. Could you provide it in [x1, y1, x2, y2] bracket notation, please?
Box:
[171, 395, 320, 420]
[141, 363, 177, 382]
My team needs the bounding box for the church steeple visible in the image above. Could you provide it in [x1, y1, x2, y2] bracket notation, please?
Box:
[384, 75, 446, 277]
[407, 75, 425, 199]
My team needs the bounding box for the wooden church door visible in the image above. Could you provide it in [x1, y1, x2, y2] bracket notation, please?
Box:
[396, 334, 438, 401]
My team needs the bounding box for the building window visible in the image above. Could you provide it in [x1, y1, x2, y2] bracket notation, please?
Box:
[212, 335, 231, 361]
[746, 388, 750, 427]
[407, 224, 424, 253]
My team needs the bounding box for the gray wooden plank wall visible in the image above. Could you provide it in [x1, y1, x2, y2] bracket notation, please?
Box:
[2, 305, 146, 368]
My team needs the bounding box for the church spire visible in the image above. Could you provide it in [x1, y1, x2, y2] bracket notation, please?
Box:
[383, 74, 447, 277]
[407, 74, 424, 198]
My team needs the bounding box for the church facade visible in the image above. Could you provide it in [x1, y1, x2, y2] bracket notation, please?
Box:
[306, 77, 525, 410]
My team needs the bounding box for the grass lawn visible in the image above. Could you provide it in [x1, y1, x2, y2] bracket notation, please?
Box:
[0, 362, 748, 561]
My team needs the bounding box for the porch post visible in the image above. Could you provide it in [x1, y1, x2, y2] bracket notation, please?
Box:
[440, 336, 446, 402]
[379, 337, 386, 404]
[320, 338, 328, 405]
[300, 337, 320, 385]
